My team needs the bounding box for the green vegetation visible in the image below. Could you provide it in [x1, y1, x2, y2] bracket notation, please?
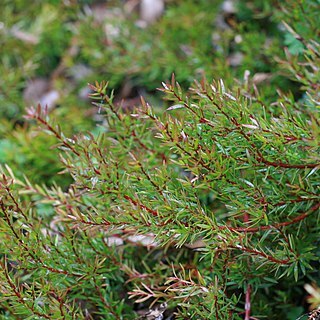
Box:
[0, 0, 319, 319]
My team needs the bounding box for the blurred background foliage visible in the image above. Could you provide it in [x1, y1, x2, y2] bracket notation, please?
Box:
[0, 0, 319, 318]
[2, 0, 313, 120]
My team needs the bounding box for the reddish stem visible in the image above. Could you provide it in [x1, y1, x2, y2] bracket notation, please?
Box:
[124, 195, 159, 217]
[222, 202, 320, 233]
[231, 244, 290, 264]
[257, 156, 319, 169]
[245, 284, 251, 320]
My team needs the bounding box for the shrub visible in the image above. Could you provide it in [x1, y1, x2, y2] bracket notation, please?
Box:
[0, 1, 319, 319]
[0, 26, 319, 318]
[0, 0, 310, 189]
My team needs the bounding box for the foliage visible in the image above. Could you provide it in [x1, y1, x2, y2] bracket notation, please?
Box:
[0, 0, 319, 319]
[0, 0, 307, 189]
[1, 27, 319, 318]
[1, 0, 310, 120]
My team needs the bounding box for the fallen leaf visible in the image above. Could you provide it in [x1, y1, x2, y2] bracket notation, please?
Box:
[140, 0, 164, 24]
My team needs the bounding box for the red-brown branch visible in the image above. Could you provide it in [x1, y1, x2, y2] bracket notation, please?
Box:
[257, 155, 319, 169]
[231, 245, 290, 264]
[26, 105, 80, 156]
[245, 284, 251, 320]
[221, 202, 319, 233]
[124, 195, 159, 217]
